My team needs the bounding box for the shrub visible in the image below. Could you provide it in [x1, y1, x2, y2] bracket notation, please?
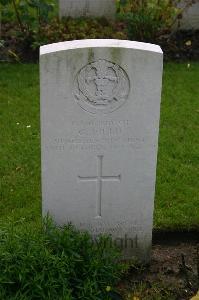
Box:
[32, 17, 127, 49]
[0, 217, 124, 299]
[117, 0, 193, 41]
[0, 0, 56, 32]
[1, 0, 196, 61]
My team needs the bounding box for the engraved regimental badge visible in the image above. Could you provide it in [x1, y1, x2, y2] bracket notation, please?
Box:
[74, 59, 130, 114]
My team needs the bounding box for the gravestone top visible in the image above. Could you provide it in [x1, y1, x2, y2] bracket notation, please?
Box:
[40, 39, 162, 56]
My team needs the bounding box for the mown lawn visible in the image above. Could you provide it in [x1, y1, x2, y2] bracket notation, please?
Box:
[0, 62, 198, 230]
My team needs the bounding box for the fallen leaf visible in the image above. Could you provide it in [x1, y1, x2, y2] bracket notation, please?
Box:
[190, 291, 199, 300]
[185, 40, 192, 46]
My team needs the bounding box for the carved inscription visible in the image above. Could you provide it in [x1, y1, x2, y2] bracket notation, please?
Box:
[47, 119, 146, 152]
[74, 59, 130, 114]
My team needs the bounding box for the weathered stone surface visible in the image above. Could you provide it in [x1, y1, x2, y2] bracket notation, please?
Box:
[59, 0, 116, 18]
[176, 0, 199, 30]
[40, 39, 163, 262]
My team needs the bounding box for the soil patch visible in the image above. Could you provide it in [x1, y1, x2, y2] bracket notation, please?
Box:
[118, 241, 199, 300]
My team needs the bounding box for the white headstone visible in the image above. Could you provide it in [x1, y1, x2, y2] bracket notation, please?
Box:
[59, 0, 116, 18]
[40, 39, 163, 262]
[177, 0, 199, 30]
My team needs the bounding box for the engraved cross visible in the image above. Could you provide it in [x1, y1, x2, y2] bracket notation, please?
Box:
[78, 155, 121, 218]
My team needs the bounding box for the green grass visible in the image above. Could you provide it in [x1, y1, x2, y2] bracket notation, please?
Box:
[0, 64, 40, 226]
[155, 62, 199, 230]
[0, 62, 198, 230]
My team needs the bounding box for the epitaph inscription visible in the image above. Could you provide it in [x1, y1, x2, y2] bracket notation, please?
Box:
[74, 59, 130, 114]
